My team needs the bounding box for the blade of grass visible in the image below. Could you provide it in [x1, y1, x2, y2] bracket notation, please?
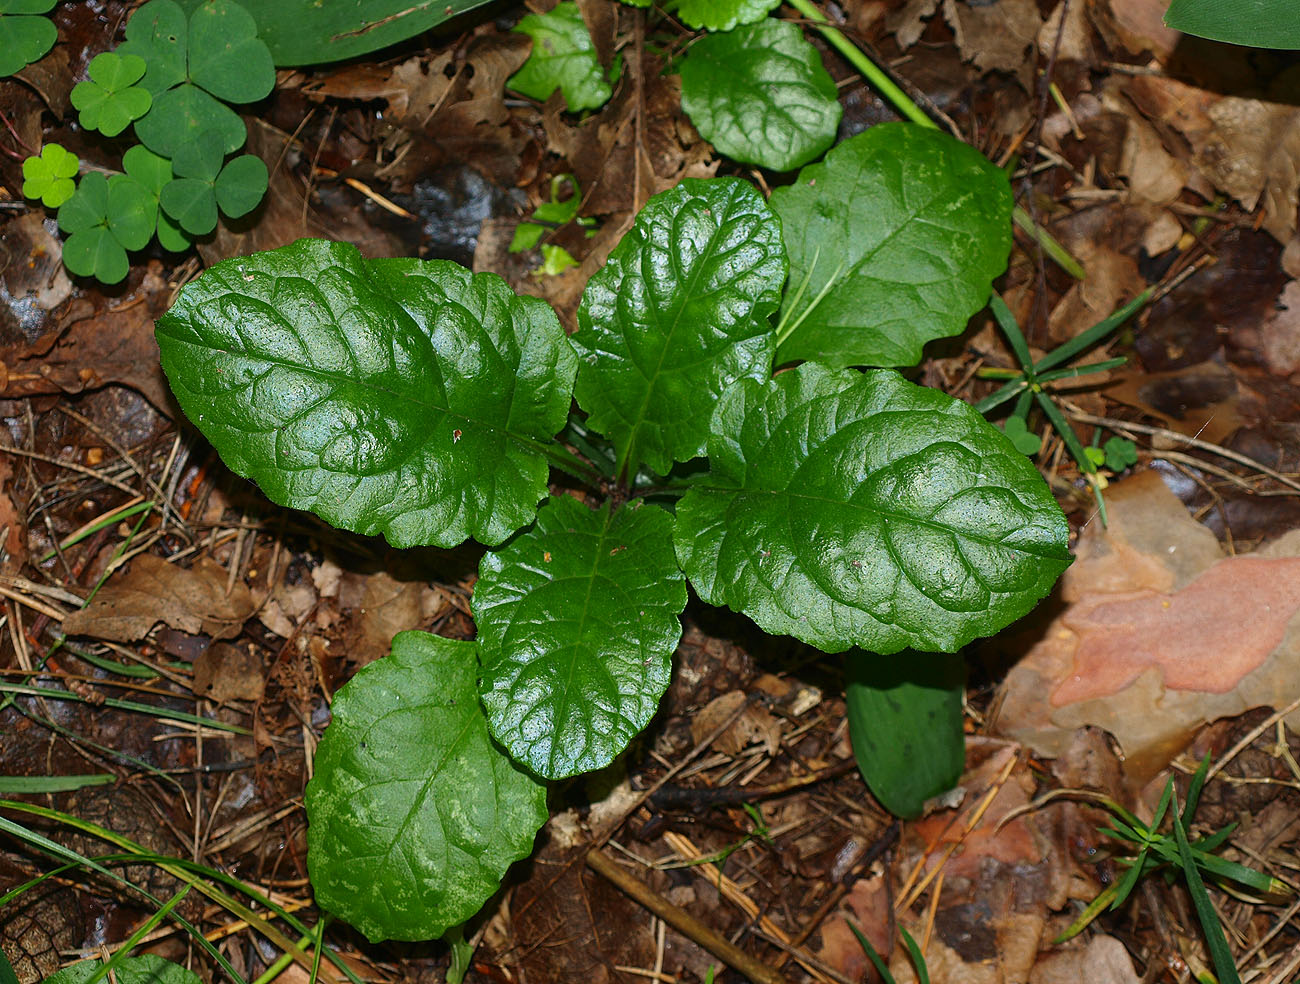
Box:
[1036, 357, 1128, 384]
[0, 816, 246, 983]
[846, 919, 896, 984]
[39, 499, 153, 563]
[973, 378, 1028, 415]
[900, 928, 930, 984]
[1033, 289, 1151, 374]
[1184, 753, 1212, 820]
[86, 885, 192, 984]
[990, 294, 1036, 377]
[1172, 796, 1243, 984]
[59, 642, 162, 679]
[0, 683, 251, 735]
[0, 774, 116, 793]
[1054, 881, 1120, 943]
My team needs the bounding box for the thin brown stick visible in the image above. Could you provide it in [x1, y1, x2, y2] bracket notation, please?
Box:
[585, 848, 790, 984]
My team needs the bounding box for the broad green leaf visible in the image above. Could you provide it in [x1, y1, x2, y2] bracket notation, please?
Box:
[677, 0, 780, 32]
[214, 153, 269, 218]
[187, 0, 275, 102]
[846, 652, 965, 818]
[679, 18, 841, 172]
[107, 174, 157, 250]
[474, 496, 686, 779]
[228, 0, 494, 66]
[1164, 0, 1300, 48]
[155, 239, 577, 548]
[117, 0, 188, 95]
[135, 82, 245, 158]
[509, 1, 613, 113]
[772, 123, 1013, 368]
[0, 4, 56, 78]
[21, 143, 77, 208]
[571, 178, 786, 477]
[159, 176, 218, 234]
[674, 363, 1071, 654]
[305, 631, 548, 943]
[44, 955, 200, 984]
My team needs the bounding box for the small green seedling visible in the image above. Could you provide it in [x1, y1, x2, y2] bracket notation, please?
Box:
[21, 142, 78, 208]
[71, 52, 153, 137]
[0, 0, 57, 78]
[1052, 756, 1289, 984]
[509, 1, 619, 112]
[510, 173, 595, 276]
[974, 289, 1152, 524]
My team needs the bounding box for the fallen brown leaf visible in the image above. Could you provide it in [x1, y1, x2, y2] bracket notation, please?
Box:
[63, 554, 254, 642]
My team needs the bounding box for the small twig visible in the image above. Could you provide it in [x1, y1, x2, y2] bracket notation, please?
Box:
[649, 759, 857, 810]
[585, 848, 790, 984]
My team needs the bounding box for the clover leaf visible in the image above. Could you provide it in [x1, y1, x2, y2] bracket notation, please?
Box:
[123, 0, 274, 158]
[21, 142, 78, 208]
[475, 496, 686, 779]
[509, 1, 615, 113]
[121, 144, 192, 252]
[1103, 436, 1139, 471]
[157, 131, 267, 235]
[57, 171, 156, 284]
[70, 52, 152, 137]
[306, 631, 548, 942]
[674, 364, 1072, 654]
[0, 0, 57, 78]
[679, 18, 841, 172]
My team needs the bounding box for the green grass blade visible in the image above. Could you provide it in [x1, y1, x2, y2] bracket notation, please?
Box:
[0, 774, 116, 793]
[1034, 289, 1151, 374]
[1036, 357, 1128, 384]
[847, 919, 896, 984]
[973, 378, 1028, 415]
[0, 683, 251, 735]
[1172, 797, 1242, 984]
[1185, 753, 1212, 821]
[1011, 207, 1087, 279]
[900, 928, 930, 984]
[1109, 845, 1152, 909]
[59, 643, 162, 679]
[39, 501, 155, 563]
[989, 294, 1036, 376]
[1033, 390, 1096, 475]
[1054, 882, 1119, 943]
[86, 885, 192, 984]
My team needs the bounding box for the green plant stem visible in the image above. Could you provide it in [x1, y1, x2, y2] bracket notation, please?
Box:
[786, 0, 932, 128]
[86, 885, 192, 984]
[786, 0, 1086, 280]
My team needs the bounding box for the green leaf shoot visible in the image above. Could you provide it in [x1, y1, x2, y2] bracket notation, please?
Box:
[571, 177, 786, 477]
[474, 496, 687, 779]
[679, 18, 841, 172]
[305, 631, 548, 942]
[509, 1, 615, 113]
[674, 363, 1072, 654]
[155, 239, 578, 548]
[772, 123, 1013, 367]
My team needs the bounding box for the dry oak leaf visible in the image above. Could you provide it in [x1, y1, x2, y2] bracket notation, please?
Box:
[63, 554, 253, 642]
[995, 471, 1300, 769]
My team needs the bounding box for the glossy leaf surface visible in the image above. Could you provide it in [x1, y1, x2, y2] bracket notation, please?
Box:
[1165, 0, 1300, 48]
[846, 651, 965, 818]
[772, 123, 1012, 367]
[677, 0, 780, 31]
[571, 178, 786, 476]
[508, 1, 613, 112]
[475, 496, 686, 779]
[155, 239, 576, 548]
[306, 631, 548, 942]
[674, 363, 1072, 654]
[679, 18, 841, 172]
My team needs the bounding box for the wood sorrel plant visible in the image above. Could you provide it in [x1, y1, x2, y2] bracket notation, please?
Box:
[155, 122, 1073, 943]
